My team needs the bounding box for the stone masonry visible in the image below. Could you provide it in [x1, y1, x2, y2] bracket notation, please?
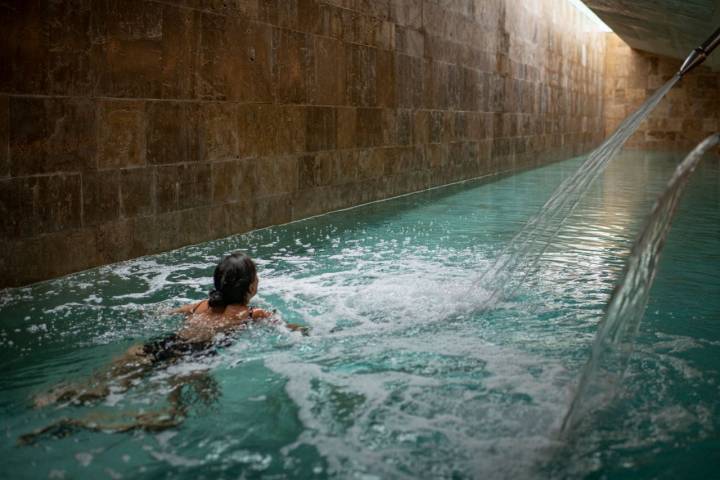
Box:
[604, 34, 720, 151]
[1, 0, 608, 288]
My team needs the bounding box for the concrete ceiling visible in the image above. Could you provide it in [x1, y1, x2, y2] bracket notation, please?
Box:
[582, 0, 720, 71]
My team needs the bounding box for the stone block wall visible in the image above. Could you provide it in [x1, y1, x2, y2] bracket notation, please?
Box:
[604, 34, 720, 151]
[0, 0, 607, 288]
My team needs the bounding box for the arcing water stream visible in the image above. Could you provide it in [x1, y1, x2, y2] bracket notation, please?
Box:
[474, 75, 681, 305]
[560, 133, 720, 433]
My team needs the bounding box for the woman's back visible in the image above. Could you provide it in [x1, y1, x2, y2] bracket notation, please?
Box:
[177, 300, 257, 343]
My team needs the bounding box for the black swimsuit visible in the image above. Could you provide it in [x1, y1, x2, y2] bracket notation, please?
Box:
[142, 334, 216, 363]
[142, 304, 256, 363]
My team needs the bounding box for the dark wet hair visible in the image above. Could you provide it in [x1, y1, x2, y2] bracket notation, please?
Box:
[208, 253, 257, 308]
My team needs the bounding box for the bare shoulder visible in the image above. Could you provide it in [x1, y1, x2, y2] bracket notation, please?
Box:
[172, 300, 206, 315]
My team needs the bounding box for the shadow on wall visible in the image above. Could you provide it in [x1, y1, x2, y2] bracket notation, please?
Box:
[1, 0, 695, 288]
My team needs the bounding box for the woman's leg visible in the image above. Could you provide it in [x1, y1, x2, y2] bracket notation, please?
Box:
[32, 345, 154, 408]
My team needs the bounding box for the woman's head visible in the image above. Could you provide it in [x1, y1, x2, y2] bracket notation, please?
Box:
[208, 253, 258, 308]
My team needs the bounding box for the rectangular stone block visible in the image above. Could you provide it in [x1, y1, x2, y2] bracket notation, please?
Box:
[346, 13, 393, 49]
[0, 0, 48, 94]
[273, 28, 314, 104]
[447, 64, 462, 109]
[396, 26, 424, 58]
[429, 110, 445, 143]
[336, 107, 357, 149]
[397, 110, 412, 145]
[356, 0, 391, 19]
[198, 14, 272, 102]
[413, 144, 429, 170]
[298, 152, 336, 189]
[10, 97, 97, 176]
[356, 108, 383, 147]
[254, 156, 298, 197]
[211, 158, 255, 204]
[254, 193, 292, 228]
[426, 143, 448, 169]
[209, 200, 255, 238]
[0, 96, 7, 177]
[97, 100, 146, 169]
[338, 9, 358, 44]
[156, 163, 211, 213]
[93, 218, 129, 264]
[423, 59, 449, 110]
[169, 0, 259, 17]
[376, 49, 396, 108]
[305, 107, 337, 151]
[291, 187, 325, 220]
[381, 109, 397, 145]
[356, 148, 385, 179]
[43, 228, 99, 279]
[461, 67, 479, 111]
[159, 5, 200, 99]
[139, 210, 180, 253]
[317, 4, 344, 39]
[0, 238, 35, 288]
[390, 0, 422, 29]
[120, 167, 155, 218]
[346, 44, 377, 106]
[413, 110, 429, 144]
[489, 73, 506, 113]
[332, 150, 359, 184]
[395, 55, 423, 108]
[47, 0, 94, 95]
[275, 106, 307, 155]
[313, 36, 346, 105]
[33, 174, 82, 235]
[91, 0, 164, 98]
[92, 2, 198, 98]
[419, 2, 445, 37]
[298, 0, 323, 34]
[198, 103, 239, 163]
[0, 178, 25, 238]
[260, 0, 294, 28]
[147, 102, 199, 165]
[177, 205, 214, 246]
[383, 146, 413, 175]
[238, 104, 300, 157]
[82, 170, 120, 227]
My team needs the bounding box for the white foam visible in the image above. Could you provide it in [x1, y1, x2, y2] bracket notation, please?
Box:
[265, 327, 571, 478]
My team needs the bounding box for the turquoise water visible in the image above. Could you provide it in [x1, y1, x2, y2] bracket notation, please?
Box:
[1, 151, 718, 479]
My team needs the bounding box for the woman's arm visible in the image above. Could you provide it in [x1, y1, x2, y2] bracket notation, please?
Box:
[285, 323, 310, 336]
[249, 308, 309, 335]
[249, 307, 275, 320]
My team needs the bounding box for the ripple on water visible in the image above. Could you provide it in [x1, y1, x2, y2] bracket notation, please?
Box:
[0, 152, 718, 479]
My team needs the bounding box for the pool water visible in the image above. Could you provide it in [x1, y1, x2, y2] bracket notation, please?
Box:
[1, 151, 718, 479]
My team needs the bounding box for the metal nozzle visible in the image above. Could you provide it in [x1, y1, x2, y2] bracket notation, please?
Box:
[679, 26, 720, 77]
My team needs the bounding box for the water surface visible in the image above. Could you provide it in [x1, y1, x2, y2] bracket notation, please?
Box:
[1, 151, 718, 479]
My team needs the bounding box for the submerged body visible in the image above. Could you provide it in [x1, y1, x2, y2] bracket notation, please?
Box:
[25, 253, 306, 442]
[34, 281, 274, 408]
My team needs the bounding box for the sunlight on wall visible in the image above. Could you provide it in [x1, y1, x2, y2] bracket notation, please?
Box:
[567, 0, 613, 32]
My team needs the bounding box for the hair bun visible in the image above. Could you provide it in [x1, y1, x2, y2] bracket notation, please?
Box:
[208, 289, 225, 308]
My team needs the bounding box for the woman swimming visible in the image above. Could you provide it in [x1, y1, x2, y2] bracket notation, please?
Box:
[141, 252, 276, 363]
[22, 253, 305, 443]
[32, 252, 304, 409]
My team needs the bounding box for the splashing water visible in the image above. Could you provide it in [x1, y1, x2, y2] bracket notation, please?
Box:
[475, 75, 681, 305]
[560, 134, 720, 434]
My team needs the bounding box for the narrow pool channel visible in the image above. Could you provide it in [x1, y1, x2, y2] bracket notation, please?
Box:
[1, 151, 718, 479]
